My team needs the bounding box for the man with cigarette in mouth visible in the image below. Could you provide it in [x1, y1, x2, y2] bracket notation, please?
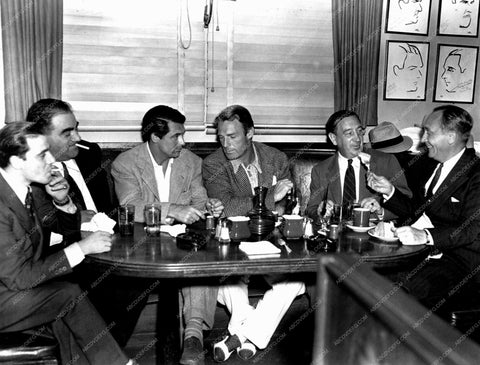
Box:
[26, 98, 145, 348]
[26, 98, 112, 220]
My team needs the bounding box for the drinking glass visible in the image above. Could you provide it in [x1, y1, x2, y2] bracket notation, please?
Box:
[118, 204, 135, 236]
[144, 203, 161, 236]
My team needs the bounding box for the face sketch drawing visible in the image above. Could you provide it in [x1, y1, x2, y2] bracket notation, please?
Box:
[452, 0, 475, 30]
[441, 49, 470, 93]
[440, 0, 478, 35]
[398, 0, 424, 26]
[393, 43, 424, 93]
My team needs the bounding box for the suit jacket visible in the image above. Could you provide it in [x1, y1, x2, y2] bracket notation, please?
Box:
[202, 142, 291, 217]
[385, 149, 480, 279]
[0, 175, 78, 316]
[305, 148, 411, 221]
[75, 140, 113, 215]
[111, 143, 208, 223]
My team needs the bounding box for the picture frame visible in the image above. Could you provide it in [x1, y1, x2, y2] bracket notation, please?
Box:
[384, 41, 430, 101]
[437, 0, 480, 37]
[385, 0, 431, 35]
[434, 44, 478, 103]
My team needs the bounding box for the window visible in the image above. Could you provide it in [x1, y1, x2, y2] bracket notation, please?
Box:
[63, 0, 333, 142]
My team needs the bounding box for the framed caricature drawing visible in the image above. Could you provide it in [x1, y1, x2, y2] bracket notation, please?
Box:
[384, 41, 429, 101]
[386, 0, 431, 35]
[434, 44, 478, 103]
[438, 0, 480, 37]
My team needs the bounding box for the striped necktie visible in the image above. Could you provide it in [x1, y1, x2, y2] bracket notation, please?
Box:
[342, 159, 356, 207]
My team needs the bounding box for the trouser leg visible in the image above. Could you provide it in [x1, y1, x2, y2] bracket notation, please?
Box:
[182, 284, 219, 331]
[217, 280, 253, 337]
[240, 281, 305, 349]
[0, 281, 128, 365]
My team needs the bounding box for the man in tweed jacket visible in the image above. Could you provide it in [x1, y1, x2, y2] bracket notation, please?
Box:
[203, 105, 305, 362]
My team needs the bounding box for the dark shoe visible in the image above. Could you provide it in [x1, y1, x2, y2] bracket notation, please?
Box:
[237, 340, 256, 360]
[180, 337, 205, 365]
[213, 334, 241, 362]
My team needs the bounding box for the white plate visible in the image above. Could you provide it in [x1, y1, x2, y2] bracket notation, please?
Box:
[346, 222, 375, 233]
[367, 228, 399, 242]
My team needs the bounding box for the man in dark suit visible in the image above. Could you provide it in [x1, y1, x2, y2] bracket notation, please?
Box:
[367, 105, 480, 310]
[305, 110, 411, 222]
[26, 99, 112, 219]
[0, 122, 134, 365]
[26, 98, 142, 348]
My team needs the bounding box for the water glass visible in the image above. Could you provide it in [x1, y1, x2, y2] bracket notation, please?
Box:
[144, 203, 161, 236]
[118, 204, 135, 236]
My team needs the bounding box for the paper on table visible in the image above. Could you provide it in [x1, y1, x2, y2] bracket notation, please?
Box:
[239, 241, 281, 257]
[160, 224, 186, 237]
[81, 212, 116, 234]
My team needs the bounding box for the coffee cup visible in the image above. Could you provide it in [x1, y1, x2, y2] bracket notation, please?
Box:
[228, 216, 251, 241]
[118, 204, 135, 236]
[353, 208, 370, 227]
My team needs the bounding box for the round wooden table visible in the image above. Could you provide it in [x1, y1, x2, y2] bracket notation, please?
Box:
[85, 223, 429, 278]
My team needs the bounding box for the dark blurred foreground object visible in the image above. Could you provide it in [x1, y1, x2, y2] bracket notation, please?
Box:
[312, 254, 480, 365]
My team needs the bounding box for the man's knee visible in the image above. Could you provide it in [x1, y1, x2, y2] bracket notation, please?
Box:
[47, 281, 86, 309]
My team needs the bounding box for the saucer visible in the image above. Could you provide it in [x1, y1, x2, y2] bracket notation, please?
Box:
[346, 222, 376, 233]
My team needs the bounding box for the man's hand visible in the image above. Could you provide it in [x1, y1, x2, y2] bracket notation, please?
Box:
[46, 171, 69, 202]
[77, 230, 112, 255]
[168, 204, 204, 225]
[395, 226, 428, 245]
[206, 198, 224, 217]
[367, 172, 394, 196]
[317, 199, 334, 217]
[274, 179, 293, 202]
[81, 210, 97, 223]
[360, 197, 382, 213]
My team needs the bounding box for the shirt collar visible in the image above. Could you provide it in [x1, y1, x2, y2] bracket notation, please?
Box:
[147, 143, 173, 170]
[230, 144, 262, 174]
[337, 152, 360, 169]
[0, 167, 29, 203]
[442, 147, 466, 172]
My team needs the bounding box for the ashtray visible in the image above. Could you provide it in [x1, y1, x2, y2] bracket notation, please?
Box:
[176, 232, 207, 250]
[306, 235, 337, 253]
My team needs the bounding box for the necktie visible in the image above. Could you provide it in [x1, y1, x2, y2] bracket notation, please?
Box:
[62, 162, 86, 209]
[24, 188, 34, 220]
[343, 159, 356, 207]
[426, 163, 443, 199]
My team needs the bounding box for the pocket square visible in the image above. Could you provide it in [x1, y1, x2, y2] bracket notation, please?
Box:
[451, 197, 460, 203]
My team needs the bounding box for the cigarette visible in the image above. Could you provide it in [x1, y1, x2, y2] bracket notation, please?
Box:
[50, 185, 67, 191]
[76, 143, 90, 150]
[51, 166, 61, 172]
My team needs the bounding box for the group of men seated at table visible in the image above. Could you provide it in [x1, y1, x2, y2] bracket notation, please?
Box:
[0, 97, 478, 365]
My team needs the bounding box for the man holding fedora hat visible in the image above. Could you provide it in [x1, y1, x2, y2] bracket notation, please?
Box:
[368, 121, 435, 190]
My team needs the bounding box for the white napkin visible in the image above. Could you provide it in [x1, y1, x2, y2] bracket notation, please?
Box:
[81, 212, 116, 234]
[160, 224, 186, 237]
[239, 241, 281, 258]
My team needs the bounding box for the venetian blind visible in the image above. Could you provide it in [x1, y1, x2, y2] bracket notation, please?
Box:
[62, 0, 333, 137]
